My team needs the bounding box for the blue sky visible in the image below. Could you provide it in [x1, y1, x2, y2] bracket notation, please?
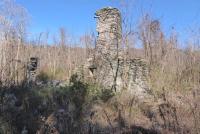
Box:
[15, 0, 200, 44]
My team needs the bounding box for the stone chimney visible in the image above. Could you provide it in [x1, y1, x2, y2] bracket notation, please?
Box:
[94, 7, 123, 91]
[27, 57, 38, 84]
[84, 7, 150, 97]
[95, 7, 122, 60]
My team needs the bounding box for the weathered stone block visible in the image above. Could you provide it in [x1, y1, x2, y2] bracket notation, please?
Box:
[85, 7, 150, 98]
[27, 57, 38, 83]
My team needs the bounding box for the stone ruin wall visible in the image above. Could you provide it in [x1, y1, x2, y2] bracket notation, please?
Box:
[95, 7, 122, 58]
[27, 57, 38, 83]
[86, 7, 150, 97]
[94, 7, 123, 91]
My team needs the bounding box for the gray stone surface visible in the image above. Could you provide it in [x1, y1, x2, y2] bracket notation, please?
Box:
[71, 7, 150, 98]
[94, 7, 123, 91]
[86, 7, 150, 97]
[27, 57, 38, 83]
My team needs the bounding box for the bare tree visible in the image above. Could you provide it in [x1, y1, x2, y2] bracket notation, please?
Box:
[0, 0, 29, 86]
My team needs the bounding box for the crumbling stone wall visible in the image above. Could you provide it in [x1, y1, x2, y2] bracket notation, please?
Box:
[86, 7, 150, 97]
[125, 58, 150, 96]
[93, 7, 123, 91]
[95, 7, 122, 58]
[27, 57, 38, 83]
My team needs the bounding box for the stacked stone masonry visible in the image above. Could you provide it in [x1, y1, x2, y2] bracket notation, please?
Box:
[86, 7, 150, 97]
[27, 57, 38, 83]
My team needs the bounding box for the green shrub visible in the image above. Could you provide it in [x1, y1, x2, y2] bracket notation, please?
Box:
[36, 71, 50, 83]
[99, 89, 115, 102]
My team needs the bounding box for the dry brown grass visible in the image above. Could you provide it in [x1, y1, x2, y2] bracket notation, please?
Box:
[0, 0, 200, 133]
